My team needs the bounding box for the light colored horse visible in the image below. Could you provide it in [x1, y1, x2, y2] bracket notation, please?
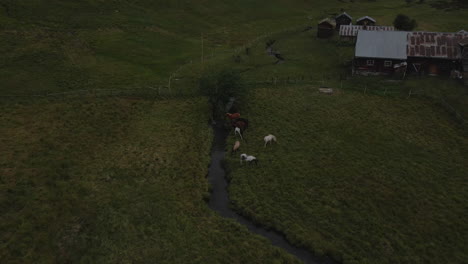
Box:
[264, 134, 277, 147]
[231, 141, 241, 154]
[234, 127, 243, 141]
[240, 153, 258, 165]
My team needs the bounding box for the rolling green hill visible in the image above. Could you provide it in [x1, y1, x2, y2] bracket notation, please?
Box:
[2, 0, 467, 95]
[0, 97, 301, 263]
[1, 1, 467, 263]
[226, 87, 468, 264]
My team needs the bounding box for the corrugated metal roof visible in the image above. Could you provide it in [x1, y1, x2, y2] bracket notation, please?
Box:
[336, 12, 352, 20]
[356, 16, 376, 23]
[407, 32, 468, 59]
[340, 25, 394, 37]
[355, 31, 408, 59]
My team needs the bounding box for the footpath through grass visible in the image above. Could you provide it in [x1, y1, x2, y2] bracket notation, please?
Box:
[226, 87, 468, 264]
[0, 97, 300, 263]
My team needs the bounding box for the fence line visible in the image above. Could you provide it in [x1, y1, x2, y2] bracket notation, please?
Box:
[242, 76, 467, 127]
[0, 86, 198, 100]
[1, 76, 465, 128]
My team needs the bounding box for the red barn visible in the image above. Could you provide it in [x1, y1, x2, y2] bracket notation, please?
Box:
[407, 31, 468, 75]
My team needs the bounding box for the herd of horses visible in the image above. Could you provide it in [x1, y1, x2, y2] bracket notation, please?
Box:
[226, 112, 277, 166]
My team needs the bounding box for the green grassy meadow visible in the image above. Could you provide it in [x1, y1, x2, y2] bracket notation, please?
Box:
[2, 0, 467, 95]
[1, 0, 468, 263]
[0, 97, 301, 263]
[226, 87, 468, 264]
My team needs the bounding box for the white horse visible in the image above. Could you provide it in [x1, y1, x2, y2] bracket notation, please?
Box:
[240, 153, 258, 165]
[264, 134, 277, 147]
[234, 127, 243, 141]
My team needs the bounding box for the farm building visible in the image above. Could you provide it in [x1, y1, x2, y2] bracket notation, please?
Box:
[461, 40, 468, 84]
[317, 18, 336, 38]
[353, 31, 408, 75]
[356, 16, 376, 26]
[406, 31, 468, 76]
[335, 12, 352, 30]
[339, 25, 394, 41]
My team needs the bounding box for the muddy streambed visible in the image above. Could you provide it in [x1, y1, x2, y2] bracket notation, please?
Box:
[207, 123, 336, 264]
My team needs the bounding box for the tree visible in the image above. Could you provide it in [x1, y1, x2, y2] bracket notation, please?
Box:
[393, 14, 418, 31]
[199, 69, 246, 118]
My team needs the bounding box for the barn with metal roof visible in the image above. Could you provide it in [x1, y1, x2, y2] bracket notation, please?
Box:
[353, 31, 408, 75]
[406, 31, 468, 75]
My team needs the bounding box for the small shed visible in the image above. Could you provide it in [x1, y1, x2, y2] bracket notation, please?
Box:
[317, 18, 336, 38]
[335, 12, 352, 30]
[356, 16, 376, 26]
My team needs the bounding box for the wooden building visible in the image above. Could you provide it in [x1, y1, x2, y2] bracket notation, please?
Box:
[406, 31, 468, 75]
[317, 18, 336, 38]
[461, 40, 468, 85]
[356, 16, 376, 26]
[353, 31, 408, 75]
[353, 30, 468, 77]
[339, 25, 394, 42]
[335, 12, 352, 30]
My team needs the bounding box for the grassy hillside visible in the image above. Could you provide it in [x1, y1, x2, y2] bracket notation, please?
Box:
[0, 0, 313, 95]
[0, 97, 300, 263]
[226, 87, 468, 264]
[1, 0, 467, 263]
[1, 0, 467, 95]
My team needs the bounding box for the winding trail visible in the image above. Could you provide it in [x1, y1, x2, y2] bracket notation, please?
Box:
[207, 123, 337, 264]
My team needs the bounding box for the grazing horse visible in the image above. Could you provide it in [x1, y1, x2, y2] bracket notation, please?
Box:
[226, 113, 241, 120]
[234, 127, 243, 141]
[231, 140, 241, 154]
[240, 153, 258, 165]
[231, 118, 249, 132]
[264, 134, 277, 147]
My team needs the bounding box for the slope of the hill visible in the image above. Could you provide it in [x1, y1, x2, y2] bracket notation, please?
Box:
[2, 0, 467, 95]
[226, 87, 468, 264]
[0, 97, 301, 263]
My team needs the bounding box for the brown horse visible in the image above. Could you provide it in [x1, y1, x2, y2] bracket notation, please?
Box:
[231, 118, 249, 132]
[226, 113, 241, 120]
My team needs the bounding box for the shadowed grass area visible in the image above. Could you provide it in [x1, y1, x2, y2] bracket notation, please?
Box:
[0, 97, 300, 263]
[226, 87, 468, 264]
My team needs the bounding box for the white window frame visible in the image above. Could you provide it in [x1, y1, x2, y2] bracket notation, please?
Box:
[384, 60, 392, 67]
[366, 60, 374, 66]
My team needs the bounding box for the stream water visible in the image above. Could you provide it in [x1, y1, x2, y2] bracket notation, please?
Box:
[207, 123, 337, 264]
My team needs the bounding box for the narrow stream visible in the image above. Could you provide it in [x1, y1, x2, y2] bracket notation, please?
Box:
[207, 123, 337, 264]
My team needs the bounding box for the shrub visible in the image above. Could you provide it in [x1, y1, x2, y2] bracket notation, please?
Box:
[199, 69, 246, 118]
[393, 14, 418, 31]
